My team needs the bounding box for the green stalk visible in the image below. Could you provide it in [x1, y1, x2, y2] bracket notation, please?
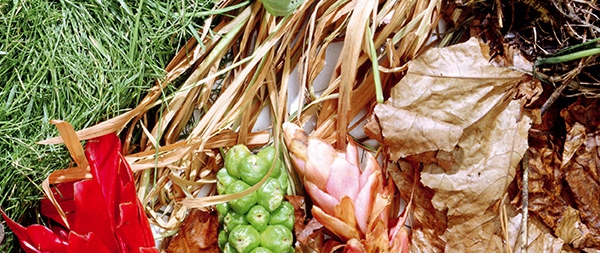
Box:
[535, 47, 600, 66]
[366, 26, 384, 103]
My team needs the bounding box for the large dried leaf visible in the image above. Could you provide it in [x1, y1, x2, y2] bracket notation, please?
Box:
[165, 209, 219, 253]
[369, 38, 539, 252]
[367, 37, 527, 160]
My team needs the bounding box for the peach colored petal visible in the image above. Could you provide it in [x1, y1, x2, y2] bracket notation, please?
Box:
[282, 123, 309, 162]
[345, 138, 359, 167]
[368, 192, 392, 233]
[325, 157, 360, 201]
[333, 197, 360, 237]
[354, 170, 381, 234]
[389, 227, 410, 253]
[305, 180, 338, 215]
[365, 217, 389, 253]
[312, 206, 361, 241]
[343, 238, 366, 253]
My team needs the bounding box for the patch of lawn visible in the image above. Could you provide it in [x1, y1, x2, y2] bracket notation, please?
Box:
[0, 0, 211, 251]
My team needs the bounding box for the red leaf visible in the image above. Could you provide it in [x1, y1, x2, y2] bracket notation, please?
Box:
[85, 134, 122, 225]
[119, 182, 156, 249]
[116, 202, 142, 252]
[26, 225, 69, 252]
[2, 133, 159, 253]
[72, 180, 119, 252]
[40, 182, 76, 229]
[67, 232, 112, 253]
[1, 209, 68, 253]
[139, 247, 160, 253]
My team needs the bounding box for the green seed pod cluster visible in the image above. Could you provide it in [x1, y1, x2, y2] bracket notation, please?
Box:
[217, 144, 294, 253]
[259, 0, 303, 17]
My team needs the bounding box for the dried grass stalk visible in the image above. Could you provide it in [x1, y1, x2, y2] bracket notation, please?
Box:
[39, 0, 443, 240]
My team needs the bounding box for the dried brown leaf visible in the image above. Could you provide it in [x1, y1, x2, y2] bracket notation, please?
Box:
[370, 37, 528, 160]
[372, 37, 537, 251]
[505, 205, 567, 253]
[525, 98, 600, 250]
[388, 161, 447, 252]
[374, 104, 462, 158]
[295, 219, 326, 253]
[165, 209, 220, 253]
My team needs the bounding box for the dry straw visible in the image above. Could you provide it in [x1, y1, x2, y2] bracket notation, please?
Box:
[40, 0, 442, 242]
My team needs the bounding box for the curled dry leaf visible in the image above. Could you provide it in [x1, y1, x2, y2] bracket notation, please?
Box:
[165, 209, 220, 253]
[366, 37, 541, 252]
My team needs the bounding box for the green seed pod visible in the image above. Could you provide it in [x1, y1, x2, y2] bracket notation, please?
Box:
[224, 211, 247, 233]
[260, 225, 294, 253]
[238, 155, 270, 186]
[222, 243, 236, 253]
[217, 168, 237, 194]
[256, 146, 282, 178]
[269, 201, 295, 231]
[257, 178, 284, 212]
[226, 180, 258, 214]
[229, 225, 261, 253]
[277, 170, 289, 194]
[225, 144, 252, 178]
[218, 229, 228, 250]
[216, 202, 230, 223]
[250, 247, 274, 253]
[259, 0, 303, 17]
[245, 205, 270, 232]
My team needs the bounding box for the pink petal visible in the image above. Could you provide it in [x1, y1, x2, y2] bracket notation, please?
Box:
[359, 154, 379, 188]
[353, 170, 381, 234]
[389, 227, 410, 253]
[304, 139, 337, 189]
[325, 157, 360, 201]
[305, 181, 338, 215]
[290, 154, 306, 176]
[345, 138, 359, 167]
[343, 238, 366, 253]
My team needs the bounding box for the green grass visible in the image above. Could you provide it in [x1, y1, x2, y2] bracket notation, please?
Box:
[0, 0, 212, 251]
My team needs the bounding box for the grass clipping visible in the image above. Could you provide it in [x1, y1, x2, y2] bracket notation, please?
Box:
[39, 0, 442, 243]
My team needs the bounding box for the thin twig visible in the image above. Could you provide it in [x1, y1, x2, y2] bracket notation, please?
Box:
[521, 150, 529, 253]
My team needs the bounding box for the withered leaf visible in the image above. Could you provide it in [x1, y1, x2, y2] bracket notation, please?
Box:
[373, 104, 462, 158]
[388, 161, 447, 252]
[525, 98, 600, 250]
[369, 37, 528, 160]
[165, 208, 220, 253]
[371, 37, 539, 252]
